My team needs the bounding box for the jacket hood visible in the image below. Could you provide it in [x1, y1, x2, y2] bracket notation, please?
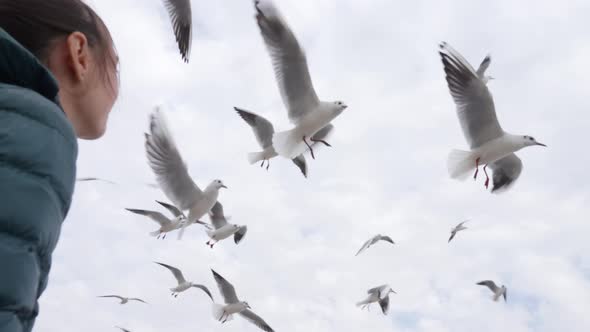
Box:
[0, 27, 60, 104]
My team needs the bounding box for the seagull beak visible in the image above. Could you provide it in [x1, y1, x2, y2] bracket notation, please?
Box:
[536, 142, 547, 147]
[221, 184, 228, 189]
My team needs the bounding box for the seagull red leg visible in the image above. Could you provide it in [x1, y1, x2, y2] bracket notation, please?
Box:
[483, 164, 490, 189]
[473, 157, 480, 180]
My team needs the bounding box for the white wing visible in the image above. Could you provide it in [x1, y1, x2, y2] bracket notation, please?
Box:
[98, 295, 125, 301]
[234, 107, 275, 148]
[128, 298, 148, 304]
[209, 201, 228, 229]
[155, 262, 186, 284]
[161, 0, 192, 62]
[234, 225, 248, 244]
[439, 42, 504, 149]
[355, 236, 376, 256]
[125, 208, 172, 227]
[76, 177, 116, 184]
[477, 280, 499, 293]
[155, 200, 185, 218]
[367, 284, 391, 298]
[291, 154, 307, 178]
[211, 269, 239, 304]
[378, 295, 390, 315]
[476, 54, 491, 78]
[254, 0, 320, 124]
[489, 153, 523, 193]
[239, 309, 275, 332]
[145, 107, 203, 210]
[192, 284, 214, 302]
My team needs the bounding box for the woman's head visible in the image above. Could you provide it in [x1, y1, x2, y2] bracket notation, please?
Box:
[0, 0, 119, 139]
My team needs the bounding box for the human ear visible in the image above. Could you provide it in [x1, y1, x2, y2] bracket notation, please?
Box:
[65, 31, 90, 83]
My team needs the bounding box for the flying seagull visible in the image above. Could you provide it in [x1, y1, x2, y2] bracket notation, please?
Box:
[438, 42, 546, 192]
[210, 269, 275, 332]
[76, 177, 116, 184]
[234, 106, 307, 176]
[125, 200, 207, 239]
[145, 106, 227, 240]
[253, 0, 347, 160]
[356, 284, 397, 315]
[204, 202, 247, 248]
[154, 262, 213, 298]
[98, 295, 147, 305]
[161, 0, 192, 62]
[235, 106, 334, 176]
[355, 234, 395, 256]
[448, 219, 469, 243]
[476, 280, 507, 302]
[115, 326, 131, 332]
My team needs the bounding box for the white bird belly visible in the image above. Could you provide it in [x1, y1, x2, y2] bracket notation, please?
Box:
[224, 303, 247, 315]
[263, 146, 279, 159]
[188, 194, 218, 221]
[173, 283, 192, 292]
[209, 225, 237, 240]
[297, 108, 335, 137]
[473, 136, 519, 165]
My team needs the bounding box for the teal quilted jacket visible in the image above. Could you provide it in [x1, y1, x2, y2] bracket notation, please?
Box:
[0, 28, 78, 331]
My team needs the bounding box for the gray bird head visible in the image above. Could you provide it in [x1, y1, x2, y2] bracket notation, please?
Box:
[242, 301, 251, 309]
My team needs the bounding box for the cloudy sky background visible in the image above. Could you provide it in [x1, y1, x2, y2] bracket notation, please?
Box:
[36, 0, 590, 331]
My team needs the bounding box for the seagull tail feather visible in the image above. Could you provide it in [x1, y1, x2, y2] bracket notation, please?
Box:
[149, 230, 161, 237]
[447, 149, 477, 180]
[356, 299, 369, 307]
[247, 151, 267, 165]
[212, 304, 231, 321]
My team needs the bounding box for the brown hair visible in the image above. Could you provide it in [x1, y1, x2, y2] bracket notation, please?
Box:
[0, 0, 118, 89]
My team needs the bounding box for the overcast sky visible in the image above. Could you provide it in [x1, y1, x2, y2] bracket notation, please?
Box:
[36, 0, 590, 331]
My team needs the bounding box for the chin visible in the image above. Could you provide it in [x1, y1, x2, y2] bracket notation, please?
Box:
[78, 121, 107, 140]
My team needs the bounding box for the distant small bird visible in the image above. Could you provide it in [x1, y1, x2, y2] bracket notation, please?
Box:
[115, 326, 131, 332]
[125, 200, 207, 239]
[254, 0, 347, 160]
[76, 177, 116, 184]
[210, 269, 274, 331]
[448, 219, 469, 243]
[204, 202, 247, 248]
[356, 285, 397, 315]
[355, 234, 395, 256]
[438, 41, 546, 192]
[161, 0, 192, 62]
[155, 262, 212, 298]
[476, 280, 507, 302]
[98, 295, 147, 305]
